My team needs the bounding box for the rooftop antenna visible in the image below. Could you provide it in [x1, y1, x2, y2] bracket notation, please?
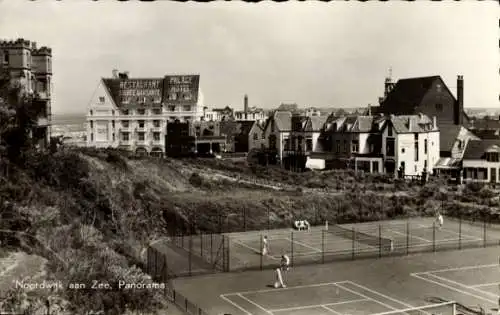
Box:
[388, 67, 393, 80]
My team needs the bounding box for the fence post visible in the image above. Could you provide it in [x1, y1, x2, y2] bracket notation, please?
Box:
[260, 234, 263, 271]
[352, 228, 355, 260]
[189, 234, 193, 276]
[243, 207, 247, 232]
[433, 221, 436, 252]
[267, 208, 270, 231]
[406, 222, 410, 256]
[483, 218, 487, 248]
[459, 216, 462, 250]
[322, 230, 325, 264]
[291, 231, 294, 267]
[378, 225, 382, 258]
[210, 233, 213, 265]
[200, 233, 203, 258]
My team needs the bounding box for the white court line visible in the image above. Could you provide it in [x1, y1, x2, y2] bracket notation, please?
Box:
[471, 282, 500, 288]
[222, 281, 349, 296]
[237, 293, 273, 314]
[410, 273, 497, 305]
[370, 301, 457, 315]
[321, 305, 342, 314]
[425, 273, 498, 298]
[417, 224, 483, 241]
[220, 295, 252, 315]
[335, 283, 398, 311]
[346, 281, 414, 308]
[387, 228, 431, 243]
[284, 238, 322, 252]
[268, 298, 368, 312]
[416, 263, 498, 274]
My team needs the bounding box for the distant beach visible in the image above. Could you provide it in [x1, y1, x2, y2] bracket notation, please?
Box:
[52, 113, 86, 126]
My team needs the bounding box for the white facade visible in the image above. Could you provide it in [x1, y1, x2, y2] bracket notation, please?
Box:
[86, 78, 204, 156]
[234, 110, 267, 122]
[248, 123, 265, 151]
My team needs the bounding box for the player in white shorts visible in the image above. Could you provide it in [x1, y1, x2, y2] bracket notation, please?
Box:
[274, 255, 290, 288]
[436, 212, 443, 230]
[262, 235, 269, 256]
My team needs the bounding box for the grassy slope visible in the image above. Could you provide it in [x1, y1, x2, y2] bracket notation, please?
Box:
[0, 147, 498, 314]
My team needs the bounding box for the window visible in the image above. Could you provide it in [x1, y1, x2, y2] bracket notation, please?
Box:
[424, 139, 428, 154]
[99, 97, 105, 103]
[435, 104, 443, 112]
[336, 140, 340, 153]
[122, 120, 129, 128]
[351, 140, 359, 153]
[112, 121, 115, 128]
[122, 109, 129, 115]
[112, 110, 115, 116]
[284, 138, 290, 150]
[401, 161, 405, 173]
[153, 132, 161, 141]
[306, 138, 313, 151]
[402, 148, 405, 153]
[90, 133, 93, 141]
[486, 152, 500, 162]
[387, 126, 392, 137]
[343, 140, 348, 152]
[424, 160, 428, 170]
[168, 106, 176, 112]
[253, 133, 258, 141]
[291, 136, 296, 151]
[2, 51, 8, 63]
[138, 120, 145, 128]
[112, 133, 115, 141]
[372, 161, 379, 173]
[89, 110, 93, 116]
[169, 93, 177, 100]
[183, 105, 191, 112]
[122, 132, 129, 141]
[183, 93, 192, 101]
[414, 165, 417, 173]
[138, 132, 145, 141]
[89, 121, 93, 128]
[153, 108, 162, 115]
[137, 109, 145, 115]
[153, 120, 161, 128]
[386, 138, 395, 156]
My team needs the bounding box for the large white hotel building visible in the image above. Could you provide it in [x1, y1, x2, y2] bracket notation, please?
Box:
[86, 72, 204, 156]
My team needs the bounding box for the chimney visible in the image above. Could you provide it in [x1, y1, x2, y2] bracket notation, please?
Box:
[244, 94, 248, 120]
[433, 116, 437, 129]
[455, 75, 464, 125]
[367, 104, 372, 116]
[112, 69, 119, 79]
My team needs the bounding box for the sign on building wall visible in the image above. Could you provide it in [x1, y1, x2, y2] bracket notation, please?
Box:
[163, 75, 199, 105]
[118, 79, 163, 105]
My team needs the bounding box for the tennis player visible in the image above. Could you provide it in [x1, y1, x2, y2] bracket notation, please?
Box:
[436, 212, 444, 230]
[274, 254, 290, 288]
[262, 235, 269, 256]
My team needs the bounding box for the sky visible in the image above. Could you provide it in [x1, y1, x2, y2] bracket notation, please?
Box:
[0, 0, 498, 115]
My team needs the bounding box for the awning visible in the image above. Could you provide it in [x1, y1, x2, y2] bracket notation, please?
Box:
[434, 157, 461, 169]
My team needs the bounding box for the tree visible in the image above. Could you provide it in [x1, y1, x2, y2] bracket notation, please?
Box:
[219, 119, 241, 152]
[0, 69, 45, 164]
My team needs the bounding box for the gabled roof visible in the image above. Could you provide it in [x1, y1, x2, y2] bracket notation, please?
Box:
[380, 76, 443, 114]
[389, 114, 436, 133]
[463, 139, 500, 160]
[304, 116, 328, 132]
[273, 111, 292, 131]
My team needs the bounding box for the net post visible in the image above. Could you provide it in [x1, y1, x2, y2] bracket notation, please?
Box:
[291, 231, 294, 267]
[459, 216, 462, 250]
[322, 230, 325, 264]
[243, 206, 246, 232]
[406, 221, 409, 255]
[378, 225, 382, 258]
[452, 302, 456, 315]
[260, 234, 263, 271]
[352, 228, 355, 260]
[433, 221, 436, 252]
[226, 235, 230, 272]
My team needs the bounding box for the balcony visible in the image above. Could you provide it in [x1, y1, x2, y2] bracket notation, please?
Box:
[119, 139, 132, 145]
[136, 139, 147, 146]
[135, 127, 147, 132]
[119, 127, 131, 132]
[37, 117, 49, 126]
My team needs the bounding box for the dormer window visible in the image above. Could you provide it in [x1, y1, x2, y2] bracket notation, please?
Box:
[486, 152, 499, 162]
[99, 97, 105, 103]
[387, 125, 392, 137]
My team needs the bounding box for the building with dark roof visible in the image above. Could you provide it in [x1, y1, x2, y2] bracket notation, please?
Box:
[376, 75, 469, 134]
[462, 139, 500, 183]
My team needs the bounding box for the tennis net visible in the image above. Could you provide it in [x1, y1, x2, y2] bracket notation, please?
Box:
[326, 225, 393, 251]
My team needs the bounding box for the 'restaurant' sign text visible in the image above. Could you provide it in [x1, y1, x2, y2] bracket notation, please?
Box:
[119, 79, 162, 104]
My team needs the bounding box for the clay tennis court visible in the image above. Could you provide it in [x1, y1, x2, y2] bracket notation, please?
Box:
[171, 246, 500, 314]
